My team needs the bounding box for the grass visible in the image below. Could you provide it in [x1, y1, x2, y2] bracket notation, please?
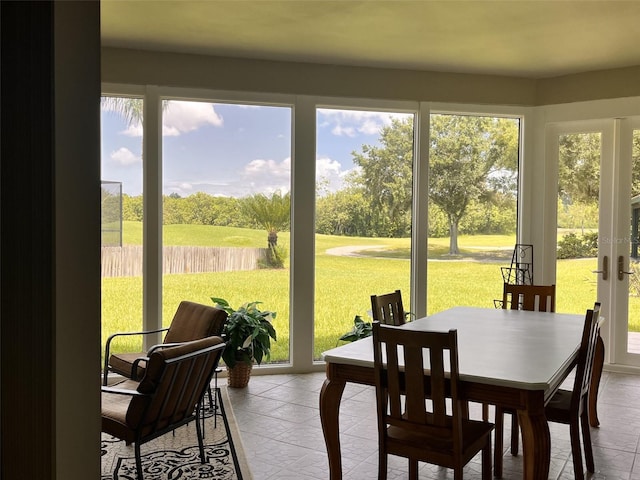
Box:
[103, 224, 639, 363]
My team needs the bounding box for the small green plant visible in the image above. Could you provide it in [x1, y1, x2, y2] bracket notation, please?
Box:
[338, 315, 373, 343]
[211, 297, 277, 368]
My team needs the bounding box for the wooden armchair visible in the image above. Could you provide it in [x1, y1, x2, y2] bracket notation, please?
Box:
[370, 289, 406, 326]
[103, 300, 227, 385]
[101, 336, 226, 480]
[372, 322, 494, 479]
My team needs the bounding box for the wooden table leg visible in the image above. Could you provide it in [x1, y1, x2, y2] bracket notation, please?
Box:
[319, 371, 346, 480]
[518, 399, 550, 480]
[589, 332, 605, 427]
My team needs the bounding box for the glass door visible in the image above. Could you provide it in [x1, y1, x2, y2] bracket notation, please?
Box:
[614, 118, 640, 366]
[550, 118, 640, 368]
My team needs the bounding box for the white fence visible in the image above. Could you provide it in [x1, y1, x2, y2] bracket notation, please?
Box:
[101, 246, 268, 277]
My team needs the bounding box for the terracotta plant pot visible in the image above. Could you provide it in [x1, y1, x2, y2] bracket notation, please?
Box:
[227, 362, 252, 388]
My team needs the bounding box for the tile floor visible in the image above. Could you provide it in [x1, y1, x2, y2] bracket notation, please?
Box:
[226, 369, 640, 480]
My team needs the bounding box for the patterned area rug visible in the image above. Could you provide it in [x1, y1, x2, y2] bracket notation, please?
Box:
[102, 387, 252, 480]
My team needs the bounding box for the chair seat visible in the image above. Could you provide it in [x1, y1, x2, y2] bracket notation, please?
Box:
[101, 379, 144, 444]
[544, 389, 573, 424]
[387, 418, 494, 459]
[108, 352, 147, 379]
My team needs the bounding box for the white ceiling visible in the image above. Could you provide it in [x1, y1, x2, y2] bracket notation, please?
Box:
[101, 0, 640, 79]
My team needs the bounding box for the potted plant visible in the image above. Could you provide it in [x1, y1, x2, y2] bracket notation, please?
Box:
[211, 297, 277, 388]
[338, 315, 373, 343]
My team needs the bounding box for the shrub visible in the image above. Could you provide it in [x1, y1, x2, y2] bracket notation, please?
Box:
[557, 232, 598, 259]
[258, 244, 287, 269]
[630, 260, 640, 297]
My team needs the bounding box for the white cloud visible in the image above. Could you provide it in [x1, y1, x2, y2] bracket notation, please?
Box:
[110, 147, 140, 166]
[162, 101, 223, 137]
[315, 156, 359, 195]
[318, 109, 412, 138]
[331, 124, 357, 137]
[121, 123, 143, 137]
[243, 157, 291, 181]
[316, 156, 342, 178]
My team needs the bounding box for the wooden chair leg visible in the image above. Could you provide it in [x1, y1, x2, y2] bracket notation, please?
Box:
[581, 410, 595, 472]
[482, 440, 492, 480]
[569, 419, 585, 480]
[409, 459, 419, 480]
[510, 412, 519, 455]
[454, 464, 464, 480]
[589, 334, 605, 427]
[482, 402, 489, 422]
[378, 451, 387, 480]
[494, 406, 504, 478]
[409, 458, 418, 480]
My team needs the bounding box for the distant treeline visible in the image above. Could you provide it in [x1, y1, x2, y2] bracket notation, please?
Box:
[115, 191, 517, 238]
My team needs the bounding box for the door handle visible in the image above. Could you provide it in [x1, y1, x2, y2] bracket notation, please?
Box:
[592, 255, 608, 281]
[618, 255, 635, 281]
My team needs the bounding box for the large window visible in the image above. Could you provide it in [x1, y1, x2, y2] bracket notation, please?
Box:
[100, 90, 525, 371]
[314, 108, 414, 358]
[100, 95, 145, 355]
[427, 113, 521, 313]
[161, 100, 292, 364]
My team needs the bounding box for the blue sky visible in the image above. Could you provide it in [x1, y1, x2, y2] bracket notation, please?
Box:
[101, 99, 412, 197]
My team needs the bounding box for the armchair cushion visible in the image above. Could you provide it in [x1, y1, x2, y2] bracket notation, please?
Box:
[163, 301, 227, 344]
[108, 352, 148, 380]
[101, 379, 146, 444]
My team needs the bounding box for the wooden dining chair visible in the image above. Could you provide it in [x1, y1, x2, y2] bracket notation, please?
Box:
[372, 322, 494, 479]
[493, 283, 556, 474]
[502, 283, 556, 312]
[544, 303, 600, 480]
[370, 289, 406, 326]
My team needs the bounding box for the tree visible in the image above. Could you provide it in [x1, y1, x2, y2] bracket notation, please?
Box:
[316, 187, 373, 236]
[558, 132, 601, 205]
[429, 114, 518, 254]
[352, 115, 518, 253]
[101, 96, 144, 125]
[352, 118, 414, 237]
[240, 191, 291, 248]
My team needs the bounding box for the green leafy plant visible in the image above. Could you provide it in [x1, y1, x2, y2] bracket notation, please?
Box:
[339, 315, 373, 343]
[211, 297, 277, 368]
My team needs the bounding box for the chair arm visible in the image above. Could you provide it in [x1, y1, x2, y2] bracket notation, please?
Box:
[147, 342, 185, 354]
[101, 386, 147, 397]
[103, 327, 169, 386]
[130, 356, 150, 381]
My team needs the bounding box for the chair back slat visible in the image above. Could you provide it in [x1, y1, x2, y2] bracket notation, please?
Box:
[503, 283, 556, 312]
[371, 290, 406, 326]
[573, 303, 601, 410]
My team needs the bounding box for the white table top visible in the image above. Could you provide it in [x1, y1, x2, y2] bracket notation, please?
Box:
[322, 306, 586, 391]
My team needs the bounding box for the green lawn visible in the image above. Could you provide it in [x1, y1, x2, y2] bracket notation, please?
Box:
[103, 224, 639, 363]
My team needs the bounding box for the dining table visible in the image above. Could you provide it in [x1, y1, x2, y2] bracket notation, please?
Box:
[319, 306, 595, 480]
